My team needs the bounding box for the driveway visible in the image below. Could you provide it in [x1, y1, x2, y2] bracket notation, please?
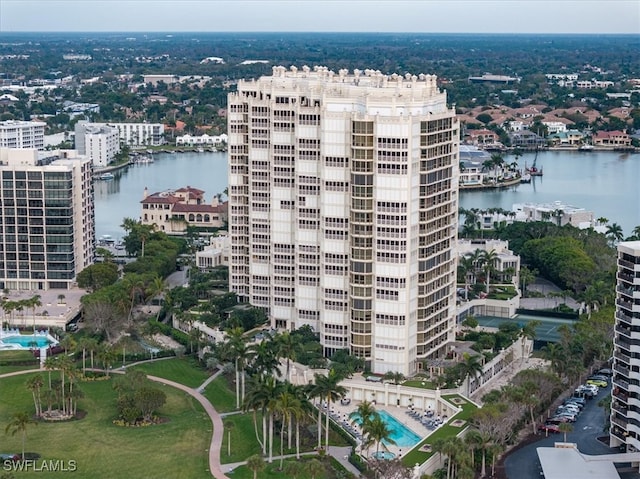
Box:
[503, 386, 640, 479]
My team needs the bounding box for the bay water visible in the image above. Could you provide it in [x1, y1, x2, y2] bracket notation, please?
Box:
[94, 150, 639, 240]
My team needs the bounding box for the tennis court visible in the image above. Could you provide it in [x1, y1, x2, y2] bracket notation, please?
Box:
[476, 313, 578, 343]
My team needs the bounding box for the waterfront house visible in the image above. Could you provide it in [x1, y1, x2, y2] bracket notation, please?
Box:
[140, 186, 228, 234]
[593, 130, 631, 147]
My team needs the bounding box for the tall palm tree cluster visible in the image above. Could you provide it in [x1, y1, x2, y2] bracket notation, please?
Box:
[215, 326, 360, 471]
[1, 295, 42, 330]
[459, 207, 517, 239]
[457, 248, 505, 299]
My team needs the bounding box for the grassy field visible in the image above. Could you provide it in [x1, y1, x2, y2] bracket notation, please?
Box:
[130, 357, 210, 388]
[402, 394, 478, 466]
[0, 350, 39, 375]
[0, 372, 212, 478]
[229, 456, 349, 479]
[203, 376, 237, 413]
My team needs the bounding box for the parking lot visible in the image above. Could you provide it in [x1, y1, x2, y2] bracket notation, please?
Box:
[503, 381, 640, 479]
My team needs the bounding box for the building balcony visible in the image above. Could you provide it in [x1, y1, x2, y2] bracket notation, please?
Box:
[616, 311, 634, 327]
[619, 258, 640, 271]
[611, 426, 627, 442]
[615, 324, 632, 338]
[615, 348, 632, 365]
[612, 414, 629, 429]
[612, 401, 629, 416]
[616, 298, 633, 311]
[616, 363, 631, 378]
[614, 377, 630, 390]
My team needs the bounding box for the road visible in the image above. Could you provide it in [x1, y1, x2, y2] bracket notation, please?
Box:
[504, 386, 640, 479]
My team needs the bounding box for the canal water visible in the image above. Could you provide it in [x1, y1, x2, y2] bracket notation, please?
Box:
[94, 149, 639, 240]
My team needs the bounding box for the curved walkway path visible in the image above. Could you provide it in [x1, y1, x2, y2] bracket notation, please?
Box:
[0, 367, 229, 479]
[0, 363, 361, 478]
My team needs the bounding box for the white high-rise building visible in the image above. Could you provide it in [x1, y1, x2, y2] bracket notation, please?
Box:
[74, 123, 120, 167]
[611, 241, 640, 452]
[228, 66, 460, 374]
[0, 120, 46, 150]
[75, 121, 164, 150]
[0, 148, 95, 290]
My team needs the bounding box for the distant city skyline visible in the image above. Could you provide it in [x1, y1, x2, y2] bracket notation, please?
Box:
[1, 0, 639, 34]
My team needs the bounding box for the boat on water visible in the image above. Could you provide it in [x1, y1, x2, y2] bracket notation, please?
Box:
[525, 148, 543, 176]
[520, 172, 532, 183]
[578, 144, 594, 151]
[97, 172, 114, 180]
[136, 156, 154, 164]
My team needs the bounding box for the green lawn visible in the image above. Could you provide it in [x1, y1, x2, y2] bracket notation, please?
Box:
[402, 394, 477, 466]
[229, 456, 350, 479]
[402, 379, 437, 389]
[204, 376, 238, 413]
[130, 357, 210, 388]
[0, 350, 39, 374]
[0, 372, 212, 478]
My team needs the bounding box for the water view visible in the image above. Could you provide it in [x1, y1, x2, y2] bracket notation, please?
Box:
[94, 150, 639, 240]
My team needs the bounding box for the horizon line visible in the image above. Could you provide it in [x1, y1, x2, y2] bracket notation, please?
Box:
[1, 31, 639, 36]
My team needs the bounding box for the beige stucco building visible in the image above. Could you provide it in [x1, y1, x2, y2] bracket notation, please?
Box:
[228, 66, 460, 374]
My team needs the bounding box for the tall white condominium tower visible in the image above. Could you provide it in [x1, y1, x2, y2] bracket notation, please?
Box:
[0, 148, 95, 291]
[228, 66, 460, 375]
[611, 241, 640, 452]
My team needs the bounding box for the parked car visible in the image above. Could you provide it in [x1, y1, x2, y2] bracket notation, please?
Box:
[597, 368, 613, 376]
[586, 378, 608, 388]
[547, 416, 573, 424]
[539, 423, 561, 433]
[566, 397, 586, 408]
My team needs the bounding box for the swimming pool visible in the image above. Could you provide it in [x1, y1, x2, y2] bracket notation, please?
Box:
[0, 334, 57, 350]
[353, 409, 422, 448]
[371, 451, 396, 460]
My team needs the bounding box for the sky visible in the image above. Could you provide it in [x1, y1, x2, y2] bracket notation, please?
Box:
[0, 0, 639, 34]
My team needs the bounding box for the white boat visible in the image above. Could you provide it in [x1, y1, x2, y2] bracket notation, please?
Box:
[97, 172, 114, 180]
[520, 172, 532, 183]
[579, 144, 594, 151]
[136, 156, 154, 164]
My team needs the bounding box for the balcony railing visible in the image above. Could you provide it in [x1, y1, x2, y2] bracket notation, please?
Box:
[612, 415, 629, 429]
[615, 377, 630, 390]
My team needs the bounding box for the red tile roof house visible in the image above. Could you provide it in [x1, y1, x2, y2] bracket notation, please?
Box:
[140, 186, 228, 234]
[592, 130, 631, 147]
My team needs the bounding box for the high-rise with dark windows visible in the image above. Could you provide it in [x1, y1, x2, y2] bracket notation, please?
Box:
[0, 148, 94, 290]
[611, 241, 640, 452]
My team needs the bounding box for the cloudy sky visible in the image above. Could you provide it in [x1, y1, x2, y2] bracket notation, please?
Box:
[1, 0, 639, 34]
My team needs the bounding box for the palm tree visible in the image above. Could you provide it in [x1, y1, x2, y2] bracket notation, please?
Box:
[383, 371, 405, 385]
[519, 265, 537, 296]
[224, 327, 249, 409]
[457, 255, 475, 301]
[243, 375, 281, 456]
[520, 320, 540, 363]
[273, 391, 302, 470]
[350, 400, 377, 430]
[27, 295, 41, 332]
[246, 454, 265, 479]
[25, 375, 44, 417]
[276, 330, 299, 382]
[459, 352, 484, 395]
[5, 411, 37, 460]
[98, 345, 117, 377]
[480, 249, 498, 293]
[305, 458, 324, 479]
[283, 461, 302, 479]
[606, 223, 624, 244]
[309, 369, 347, 449]
[363, 414, 396, 457]
[558, 422, 573, 442]
[464, 429, 483, 472]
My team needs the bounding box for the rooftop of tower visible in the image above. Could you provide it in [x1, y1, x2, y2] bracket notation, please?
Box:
[235, 65, 452, 109]
[267, 65, 440, 88]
